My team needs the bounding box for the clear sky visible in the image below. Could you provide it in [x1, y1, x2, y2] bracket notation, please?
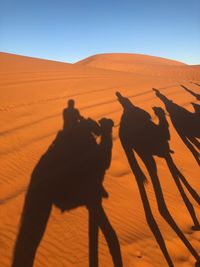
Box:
[1, 0, 200, 64]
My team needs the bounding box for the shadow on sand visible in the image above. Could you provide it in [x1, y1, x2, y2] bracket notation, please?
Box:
[153, 88, 200, 165]
[181, 84, 200, 101]
[116, 91, 200, 267]
[12, 100, 123, 267]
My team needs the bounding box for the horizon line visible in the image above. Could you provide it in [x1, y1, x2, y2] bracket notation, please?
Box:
[1, 50, 200, 66]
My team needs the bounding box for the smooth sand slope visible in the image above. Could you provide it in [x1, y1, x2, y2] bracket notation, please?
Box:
[0, 52, 200, 267]
[76, 53, 200, 79]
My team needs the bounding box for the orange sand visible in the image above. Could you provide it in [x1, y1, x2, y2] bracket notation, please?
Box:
[0, 52, 200, 267]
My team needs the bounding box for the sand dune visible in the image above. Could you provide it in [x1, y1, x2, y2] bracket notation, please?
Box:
[76, 53, 200, 80]
[0, 52, 200, 267]
[76, 53, 186, 67]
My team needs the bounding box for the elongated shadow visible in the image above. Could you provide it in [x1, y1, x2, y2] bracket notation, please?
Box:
[191, 82, 200, 87]
[116, 92, 200, 266]
[181, 85, 200, 101]
[121, 141, 174, 267]
[12, 100, 123, 267]
[153, 88, 200, 165]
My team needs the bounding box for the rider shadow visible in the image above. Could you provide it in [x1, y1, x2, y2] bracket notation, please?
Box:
[12, 100, 123, 267]
[116, 92, 200, 267]
[153, 88, 200, 165]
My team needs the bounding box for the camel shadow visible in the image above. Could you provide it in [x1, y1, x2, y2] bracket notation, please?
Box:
[116, 91, 200, 267]
[12, 100, 123, 267]
[153, 88, 200, 165]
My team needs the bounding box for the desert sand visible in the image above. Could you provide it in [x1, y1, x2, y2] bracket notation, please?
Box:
[0, 52, 200, 267]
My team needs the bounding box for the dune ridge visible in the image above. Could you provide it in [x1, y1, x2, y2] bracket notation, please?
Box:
[75, 53, 186, 66]
[75, 53, 200, 80]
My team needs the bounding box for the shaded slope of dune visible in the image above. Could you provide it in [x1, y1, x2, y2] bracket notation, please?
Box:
[0, 52, 200, 267]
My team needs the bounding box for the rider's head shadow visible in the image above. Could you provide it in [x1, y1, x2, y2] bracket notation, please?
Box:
[153, 88, 200, 165]
[68, 99, 75, 108]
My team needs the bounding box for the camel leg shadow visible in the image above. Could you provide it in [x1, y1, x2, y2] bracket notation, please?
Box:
[172, 163, 200, 205]
[165, 155, 200, 230]
[88, 202, 123, 267]
[121, 142, 174, 267]
[188, 136, 200, 150]
[140, 154, 199, 262]
[12, 188, 52, 267]
[88, 207, 99, 267]
[178, 133, 200, 165]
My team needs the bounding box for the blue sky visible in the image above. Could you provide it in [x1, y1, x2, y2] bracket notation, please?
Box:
[1, 0, 200, 64]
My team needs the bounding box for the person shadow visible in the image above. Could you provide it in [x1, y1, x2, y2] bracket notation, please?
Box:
[12, 100, 123, 267]
[153, 88, 200, 165]
[116, 92, 200, 267]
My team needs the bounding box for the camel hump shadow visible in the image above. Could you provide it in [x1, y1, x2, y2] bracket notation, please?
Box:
[52, 117, 114, 211]
[116, 91, 171, 158]
[22, 116, 114, 218]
